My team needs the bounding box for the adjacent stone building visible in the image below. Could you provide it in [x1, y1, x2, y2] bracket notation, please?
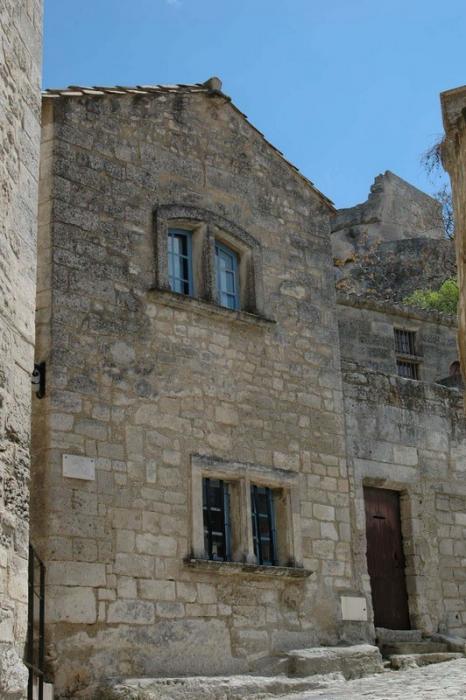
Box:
[0, 1, 43, 696]
[333, 172, 466, 637]
[31, 81, 466, 697]
[441, 85, 466, 399]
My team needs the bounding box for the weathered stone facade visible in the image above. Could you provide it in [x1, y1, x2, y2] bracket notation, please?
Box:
[31, 83, 466, 697]
[0, 1, 43, 696]
[32, 82, 360, 696]
[441, 86, 466, 398]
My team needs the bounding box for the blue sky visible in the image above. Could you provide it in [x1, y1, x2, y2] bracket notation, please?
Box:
[43, 0, 466, 208]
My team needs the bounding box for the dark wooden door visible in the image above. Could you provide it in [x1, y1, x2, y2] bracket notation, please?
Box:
[364, 487, 410, 629]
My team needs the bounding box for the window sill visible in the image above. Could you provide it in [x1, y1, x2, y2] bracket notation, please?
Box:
[396, 353, 423, 362]
[184, 558, 312, 579]
[148, 287, 276, 327]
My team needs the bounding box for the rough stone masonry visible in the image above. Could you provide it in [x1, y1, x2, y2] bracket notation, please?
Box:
[0, 1, 43, 697]
[33, 82, 356, 695]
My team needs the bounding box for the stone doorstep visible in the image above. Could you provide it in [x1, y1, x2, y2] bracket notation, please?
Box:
[112, 673, 345, 700]
[389, 652, 464, 670]
[375, 627, 423, 644]
[286, 643, 384, 680]
[381, 641, 449, 656]
[431, 633, 466, 653]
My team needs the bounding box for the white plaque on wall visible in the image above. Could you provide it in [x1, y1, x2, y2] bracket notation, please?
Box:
[340, 596, 368, 621]
[63, 454, 96, 481]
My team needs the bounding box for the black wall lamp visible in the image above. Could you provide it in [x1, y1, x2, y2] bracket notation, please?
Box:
[31, 362, 46, 399]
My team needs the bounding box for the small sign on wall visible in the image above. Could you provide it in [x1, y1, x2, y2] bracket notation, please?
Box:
[63, 454, 96, 481]
[340, 596, 368, 621]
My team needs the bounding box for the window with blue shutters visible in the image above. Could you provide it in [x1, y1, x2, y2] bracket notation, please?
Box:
[167, 228, 194, 296]
[251, 485, 277, 566]
[203, 478, 232, 561]
[215, 241, 240, 310]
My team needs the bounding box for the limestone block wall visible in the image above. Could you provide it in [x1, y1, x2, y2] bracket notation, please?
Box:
[337, 298, 458, 383]
[342, 366, 466, 635]
[0, 0, 43, 693]
[441, 86, 466, 400]
[32, 88, 363, 696]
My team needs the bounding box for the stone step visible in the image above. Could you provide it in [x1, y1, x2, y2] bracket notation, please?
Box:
[286, 644, 384, 680]
[431, 633, 466, 653]
[375, 627, 423, 644]
[382, 641, 449, 656]
[389, 652, 464, 670]
[111, 673, 345, 699]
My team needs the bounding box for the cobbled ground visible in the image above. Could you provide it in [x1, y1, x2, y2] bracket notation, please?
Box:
[279, 659, 466, 699]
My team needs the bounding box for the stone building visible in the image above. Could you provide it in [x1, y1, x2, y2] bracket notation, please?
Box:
[333, 172, 466, 637]
[31, 80, 466, 696]
[441, 85, 466, 398]
[0, 1, 43, 696]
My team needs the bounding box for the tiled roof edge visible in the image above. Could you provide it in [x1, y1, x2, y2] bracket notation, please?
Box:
[42, 80, 334, 210]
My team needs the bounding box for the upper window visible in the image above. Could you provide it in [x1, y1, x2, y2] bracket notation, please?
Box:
[203, 478, 231, 561]
[168, 228, 193, 296]
[155, 206, 265, 315]
[251, 485, 277, 566]
[394, 328, 420, 380]
[215, 242, 240, 310]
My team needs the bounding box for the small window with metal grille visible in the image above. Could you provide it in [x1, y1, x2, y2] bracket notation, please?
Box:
[394, 328, 416, 356]
[203, 478, 231, 561]
[251, 485, 277, 566]
[394, 328, 421, 380]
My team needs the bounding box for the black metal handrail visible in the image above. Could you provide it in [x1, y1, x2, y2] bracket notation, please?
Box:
[26, 544, 46, 700]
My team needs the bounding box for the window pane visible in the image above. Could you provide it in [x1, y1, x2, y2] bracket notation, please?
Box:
[397, 360, 418, 380]
[203, 478, 231, 561]
[394, 329, 416, 356]
[251, 485, 277, 566]
[168, 229, 193, 296]
[215, 242, 239, 310]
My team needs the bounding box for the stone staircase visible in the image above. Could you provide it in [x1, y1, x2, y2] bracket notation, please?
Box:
[108, 636, 466, 699]
[111, 644, 384, 699]
[375, 627, 466, 670]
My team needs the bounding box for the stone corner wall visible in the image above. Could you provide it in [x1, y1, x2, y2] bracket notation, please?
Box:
[0, 0, 43, 696]
[441, 86, 466, 404]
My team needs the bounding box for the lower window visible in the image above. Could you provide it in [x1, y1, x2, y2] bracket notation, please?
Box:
[251, 485, 277, 566]
[396, 359, 419, 380]
[192, 455, 302, 569]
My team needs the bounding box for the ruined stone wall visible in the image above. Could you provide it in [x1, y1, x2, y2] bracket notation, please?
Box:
[32, 88, 364, 696]
[0, 0, 43, 694]
[337, 297, 458, 383]
[342, 366, 466, 635]
[441, 86, 466, 401]
[331, 172, 456, 303]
